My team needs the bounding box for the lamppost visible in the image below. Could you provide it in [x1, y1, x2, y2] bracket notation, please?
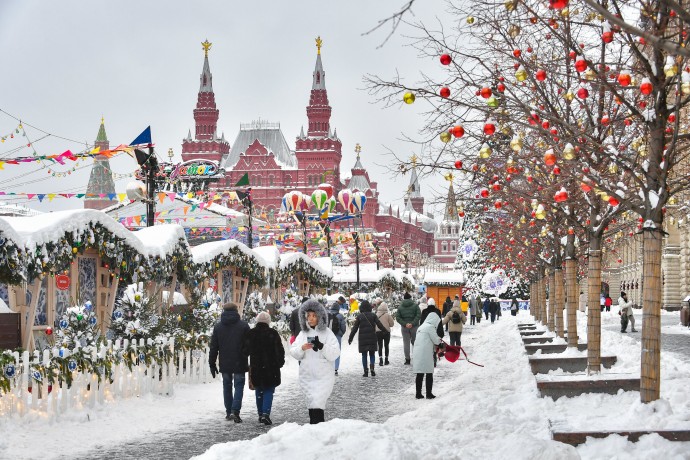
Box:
[373, 240, 380, 270]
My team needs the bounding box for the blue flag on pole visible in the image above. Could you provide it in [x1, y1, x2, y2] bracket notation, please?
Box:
[131, 126, 152, 146]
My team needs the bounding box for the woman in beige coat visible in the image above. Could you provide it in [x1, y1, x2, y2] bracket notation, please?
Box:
[375, 300, 396, 366]
[442, 303, 467, 346]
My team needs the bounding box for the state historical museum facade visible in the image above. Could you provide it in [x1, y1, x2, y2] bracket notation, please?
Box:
[178, 39, 437, 256]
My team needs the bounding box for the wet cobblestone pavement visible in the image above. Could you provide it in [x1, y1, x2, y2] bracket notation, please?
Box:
[66, 335, 423, 460]
[602, 312, 690, 356]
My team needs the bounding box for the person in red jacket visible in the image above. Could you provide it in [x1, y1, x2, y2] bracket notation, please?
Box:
[605, 296, 613, 312]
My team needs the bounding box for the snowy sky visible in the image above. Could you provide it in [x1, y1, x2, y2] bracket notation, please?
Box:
[0, 0, 451, 216]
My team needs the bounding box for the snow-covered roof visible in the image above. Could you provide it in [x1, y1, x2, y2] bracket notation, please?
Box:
[252, 245, 281, 270]
[279, 252, 329, 277]
[0, 201, 43, 217]
[191, 239, 267, 268]
[312, 256, 333, 278]
[424, 271, 464, 285]
[104, 195, 262, 228]
[332, 267, 414, 285]
[1, 209, 141, 253]
[376, 201, 438, 233]
[221, 121, 297, 170]
[130, 224, 189, 258]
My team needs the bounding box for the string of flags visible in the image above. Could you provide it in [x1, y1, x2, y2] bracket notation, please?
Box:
[0, 191, 239, 203]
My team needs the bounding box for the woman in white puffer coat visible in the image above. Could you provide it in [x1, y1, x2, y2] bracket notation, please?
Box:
[289, 299, 340, 424]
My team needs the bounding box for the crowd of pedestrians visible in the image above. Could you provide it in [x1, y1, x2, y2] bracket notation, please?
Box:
[208, 291, 523, 426]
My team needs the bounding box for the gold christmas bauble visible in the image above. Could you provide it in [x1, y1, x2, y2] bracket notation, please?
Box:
[403, 92, 416, 104]
[563, 143, 575, 160]
[510, 136, 523, 152]
[466, 16, 475, 24]
[515, 68, 528, 82]
[479, 143, 492, 158]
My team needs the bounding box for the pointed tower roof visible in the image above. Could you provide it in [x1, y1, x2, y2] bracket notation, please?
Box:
[443, 174, 460, 222]
[96, 117, 108, 142]
[407, 154, 421, 198]
[312, 36, 326, 90]
[349, 143, 371, 192]
[199, 39, 214, 92]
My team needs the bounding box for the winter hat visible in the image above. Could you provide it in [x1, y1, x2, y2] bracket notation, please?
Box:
[428, 298, 436, 306]
[256, 311, 271, 324]
[404, 292, 412, 299]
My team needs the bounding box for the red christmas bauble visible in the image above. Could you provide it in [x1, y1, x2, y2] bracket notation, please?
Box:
[543, 151, 557, 166]
[497, 83, 506, 92]
[440, 87, 451, 98]
[480, 188, 489, 198]
[618, 73, 631, 86]
[480, 87, 492, 98]
[577, 87, 589, 99]
[640, 79, 653, 95]
[440, 54, 452, 65]
[575, 57, 587, 72]
[454, 160, 463, 169]
[602, 31, 614, 43]
[483, 121, 496, 135]
[609, 196, 620, 207]
[452, 125, 465, 138]
[45, 327, 53, 336]
[549, 0, 569, 9]
[536, 69, 547, 81]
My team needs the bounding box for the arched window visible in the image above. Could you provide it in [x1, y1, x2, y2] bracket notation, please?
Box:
[450, 241, 456, 252]
[269, 175, 274, 186]
[442, 242, 448, 253]
[285, 176, 291, 186]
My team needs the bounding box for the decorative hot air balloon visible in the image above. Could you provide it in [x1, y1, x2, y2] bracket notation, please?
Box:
[288, 191, 303, 212]
[281, 194, 289, 212]
[351, 191, 367, 212]
[311, 189, 328, 211]
[317, 183, 334, 199]
[338, 189, 353, 213]
[327, 196, 336, 213]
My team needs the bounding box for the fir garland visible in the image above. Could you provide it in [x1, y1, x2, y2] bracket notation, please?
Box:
[277, 258, 330, 288]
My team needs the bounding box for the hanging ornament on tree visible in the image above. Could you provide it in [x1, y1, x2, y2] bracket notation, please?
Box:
[479, 143, 492, 158]
[480, 87, 492, 98]
[483, 119, 496, 135]
[640, 78, 653, 95]
[440, 87, 451, 98]
[403, 92, 416, 104]
[602, 21, 614, 43]
[663, 55, 678, 77]
[543, 149, 557, 166]
[454, 159, 463, 169]
[452, 125, 465, 138]
[575, 56, 587, 73]
[618, 70, 632, 86]
[440, 131, 452, 143]
[577, 87, 590, 99]
[440, 54, 452, 65]
[682, 71, 690, 94]
[554, 188, 568, 202]
[563, 143, 576, 160]
[515, 65, 527, 82]
[549, 0, 569, 9]
[535, 69, 547, 81]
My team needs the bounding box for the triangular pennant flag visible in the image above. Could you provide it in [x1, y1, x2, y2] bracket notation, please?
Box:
[168, 193, 176, 202]
[130, 126, 152, 146]
[134, 216, 142, 225]
[27, 194, 35, 200]
[183, 206, 189, 215]
[158, 192, 166, 204]
[118, 193, 127, 201]
[48, 194, 56, 201]
[108, 193, 116, 200]
[235, 172, 250, 187]
[76, 194, 85, 198]
[37, 194, 45, 202]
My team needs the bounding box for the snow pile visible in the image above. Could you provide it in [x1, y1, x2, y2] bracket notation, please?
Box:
[130, 223, 188, 258]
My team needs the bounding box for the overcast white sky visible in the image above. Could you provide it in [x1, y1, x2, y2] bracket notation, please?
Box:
[0, 0, 452, 216]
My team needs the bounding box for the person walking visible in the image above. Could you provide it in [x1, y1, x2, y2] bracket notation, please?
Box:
[396, 292, 421, 365]
[242, 311, 285, 425]
[468, 294, 478, 325]
[475, 294, 482, 323]
[510, 297, 519, 317]
[483, 297, 490, 321]
[209, 303, 250, 423]
[289, 299, 340, 424]
[605, 295, 613, 312]
[413, 312, 443, 399]
[375, 299, 395, 366]
[421, 297, 444, 367]
[618, 291, 633, 333]
[442, 296, 453, 331]
[348, 299, 386, 377]
[328, 296, 348, 375]
[442, 300, 467, 346]
[489, 298, 499, 324]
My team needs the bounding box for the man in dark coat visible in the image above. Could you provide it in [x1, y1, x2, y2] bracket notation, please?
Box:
[243, 311, 285, 425]
[396, 292, 421, 365]
[441, 296, 453, 331]
[209, 303, 250, 423]
[348, 300, 385, 377]
[489, 298, 499, 323]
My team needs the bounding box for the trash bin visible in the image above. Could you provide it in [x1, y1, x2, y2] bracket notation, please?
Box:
[681, 296, 690, 327]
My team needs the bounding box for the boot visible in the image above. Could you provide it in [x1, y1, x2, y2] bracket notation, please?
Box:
[415, 374, 424, 399]
[426, 374, 435, 399]
[261, 414, 273, 425]
[314, 409, 325, 423]
[308, 409, 316, 425]
[384, 356, 390, 365]
[404, 358, 411, 365]
[363, 367, 368, 377]
[229, 411, 242, 423]
[370, 364, 376, 377]
[379, 356, 384, 366]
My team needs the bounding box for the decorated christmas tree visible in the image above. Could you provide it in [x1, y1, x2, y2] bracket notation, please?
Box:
[160, 288, 220, 350]
[110, 289, 162, 343]
[243, 291, 266, 324]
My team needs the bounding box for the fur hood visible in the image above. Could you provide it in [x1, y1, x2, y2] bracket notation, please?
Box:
[298, 299, 329, 332]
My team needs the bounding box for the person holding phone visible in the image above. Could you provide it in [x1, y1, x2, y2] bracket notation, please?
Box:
[289, 299, 340, 424]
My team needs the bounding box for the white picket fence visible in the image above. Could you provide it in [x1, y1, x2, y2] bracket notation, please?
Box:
[0, 338, 213, 418]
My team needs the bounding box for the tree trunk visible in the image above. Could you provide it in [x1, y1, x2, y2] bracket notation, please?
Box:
[641, 228, 663, 402]
[547, 269, 555, 331]
[587, 237, 603, 374]
[540, 275, 547, 325]
[565, 258, 578, 347]
[554, 268, 564, 338]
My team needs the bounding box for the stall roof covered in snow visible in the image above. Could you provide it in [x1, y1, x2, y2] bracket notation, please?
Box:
[311, 256, 333, 278]
[279, 252, 330, 278]
[129, 224, 189, 258]
[423, 271, 464, 285]
[332, 266, 414, 285]
[191, 239, 267, 268]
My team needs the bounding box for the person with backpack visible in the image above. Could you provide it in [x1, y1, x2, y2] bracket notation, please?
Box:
[441, 296, 453, 331]
[397, 292, 421, 365]
[328, 296, 348, 375]
[442, 301, 467, 346]
[348, 300, 386, 377]
[242, 311, 285, 425]
[209, 302, 250, 423]
[510, 297, 519, 317]
[375, 299, 395, 366]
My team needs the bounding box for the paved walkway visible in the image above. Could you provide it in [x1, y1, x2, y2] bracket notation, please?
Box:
[67, 334, 422, 460]
[602, 312, 690, 358]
